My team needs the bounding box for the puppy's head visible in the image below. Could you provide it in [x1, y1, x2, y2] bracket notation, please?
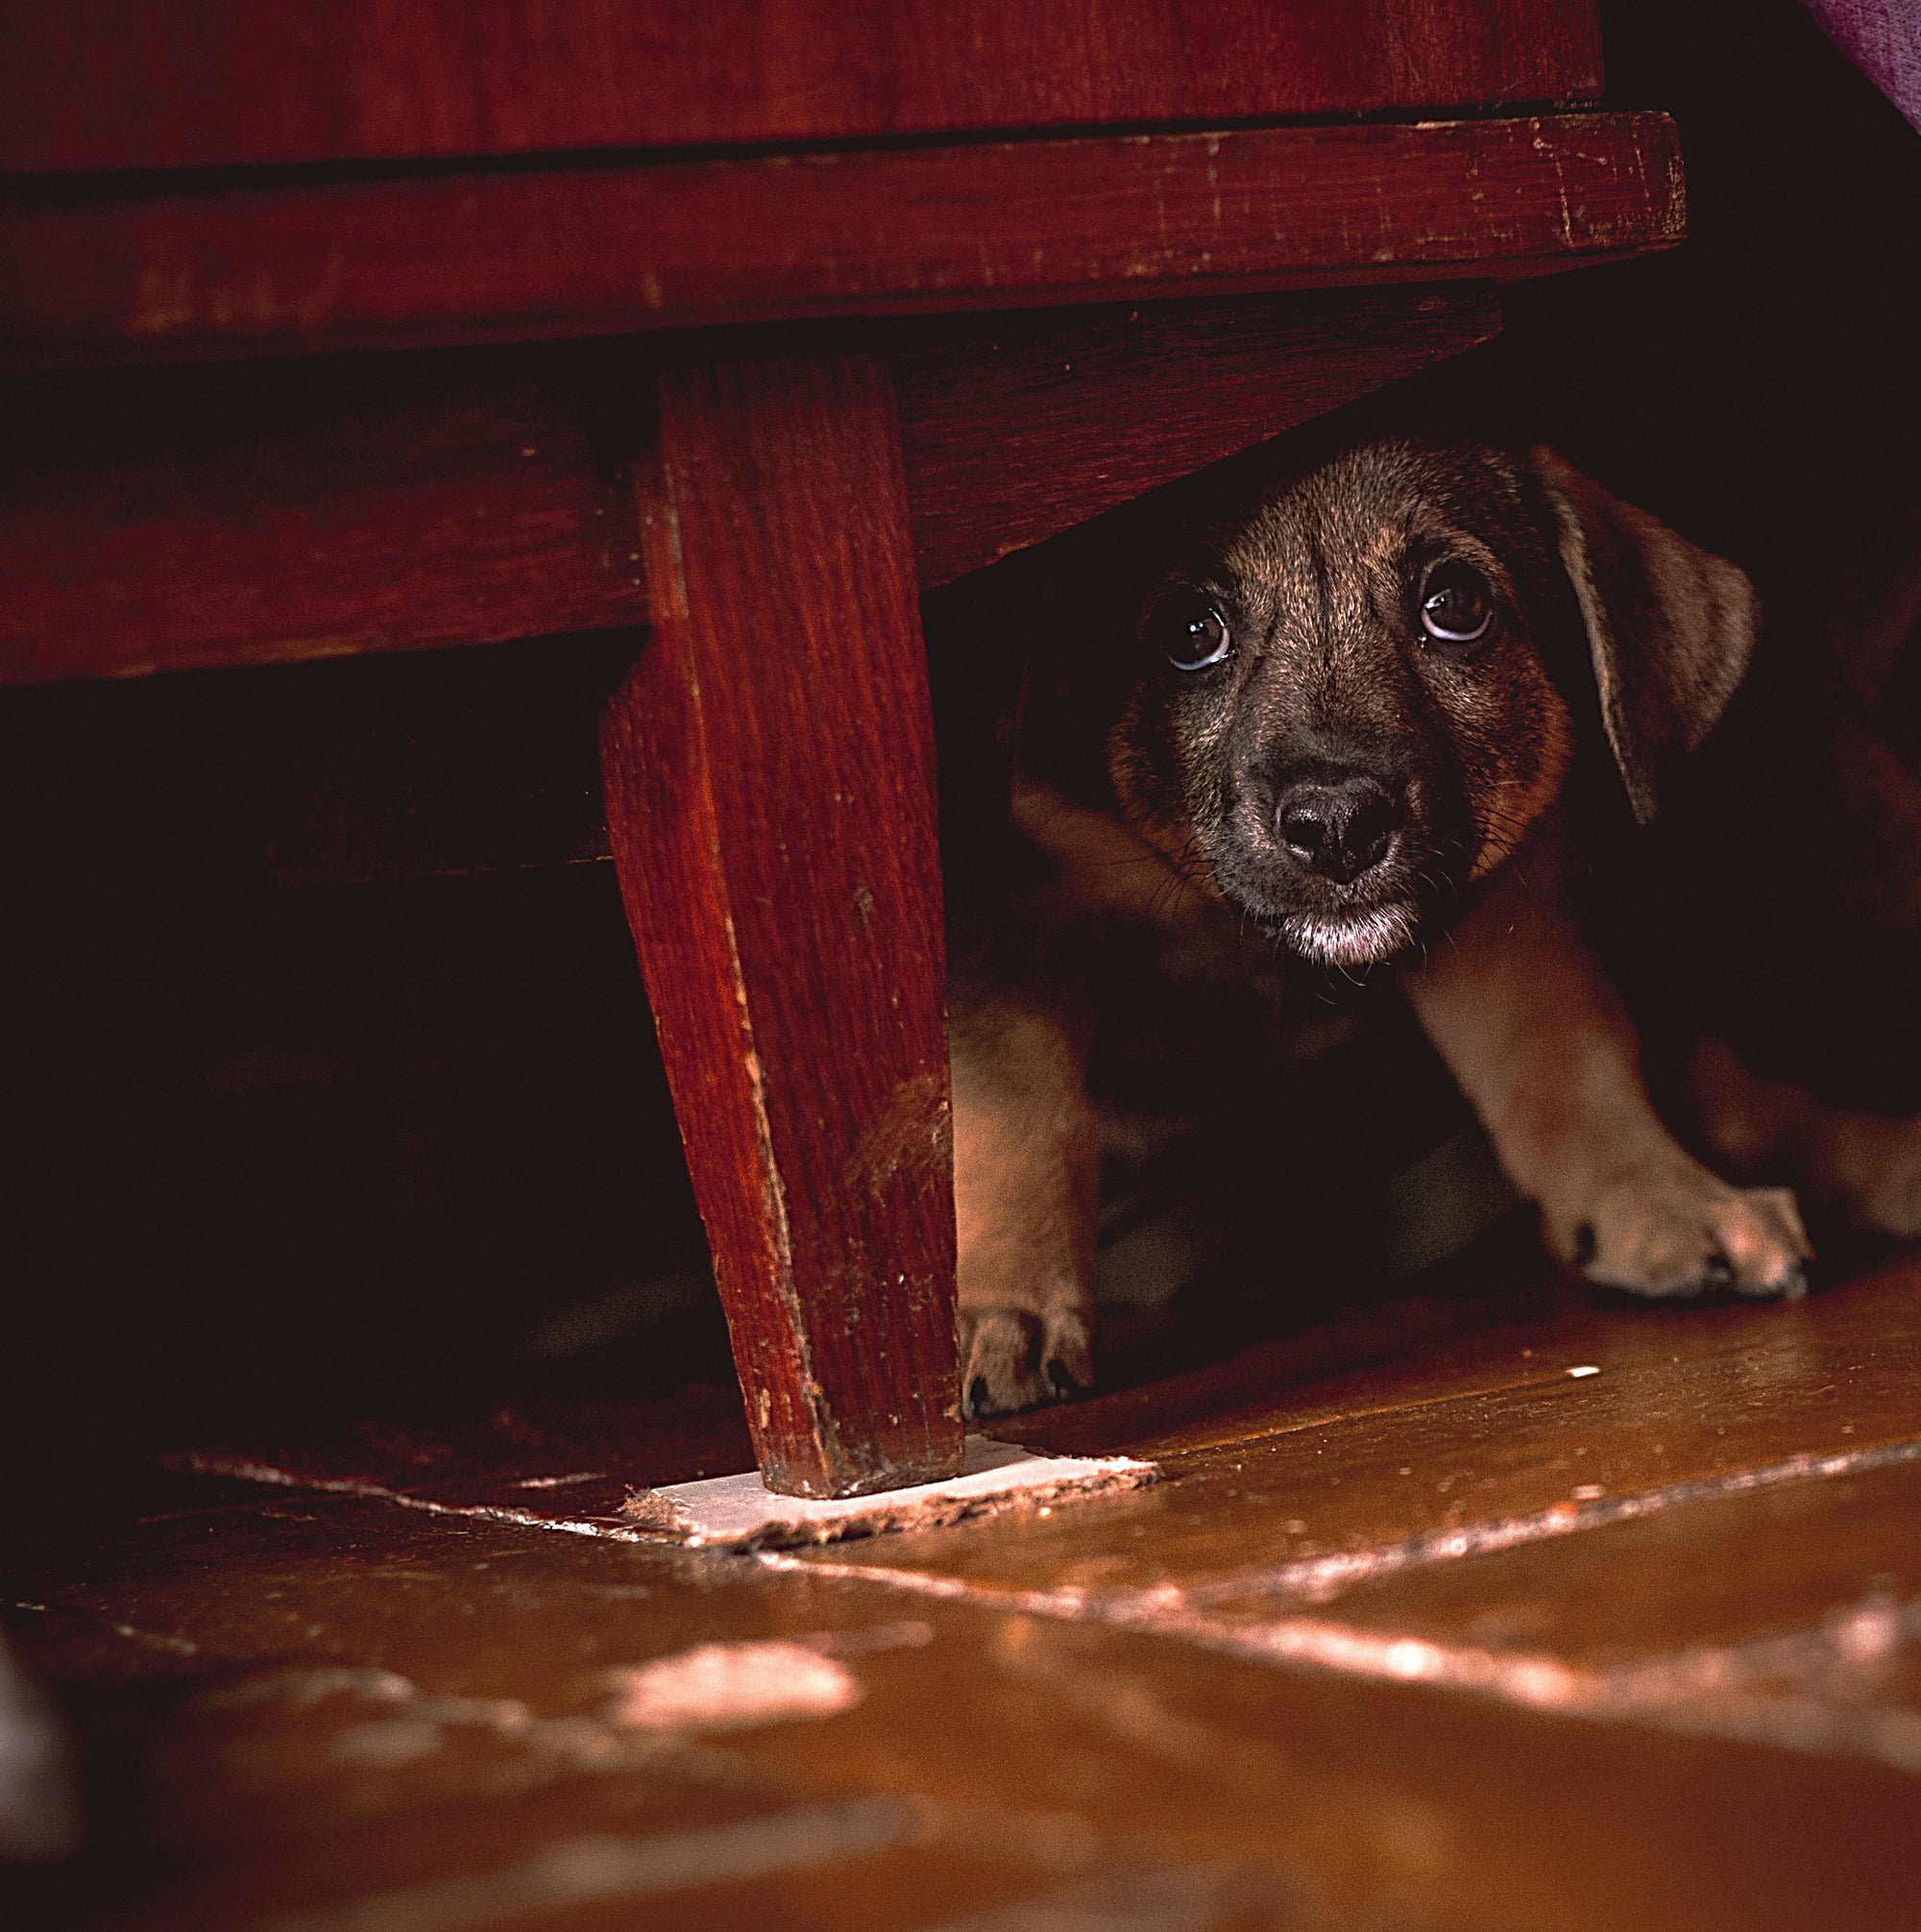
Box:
[1109, 440, 1759, 968]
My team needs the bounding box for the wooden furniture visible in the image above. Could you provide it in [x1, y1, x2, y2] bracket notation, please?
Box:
[0, 3, 1683, 1496]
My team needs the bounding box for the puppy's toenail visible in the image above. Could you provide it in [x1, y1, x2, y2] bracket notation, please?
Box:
[1572, 1224, 1596, 1266]
[967, 1376, 990, 1416]
[1046, 1357, 1080, 1398]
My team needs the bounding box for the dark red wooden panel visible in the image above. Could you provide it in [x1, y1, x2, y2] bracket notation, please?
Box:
[897, 285, 1502, 587]
[0, 1, 1604, 174]
[0, 351, 644, 686]
[0, 290, 1497, 691]
[0, 115, 1682, 366]
[598, 352, 961, 1498]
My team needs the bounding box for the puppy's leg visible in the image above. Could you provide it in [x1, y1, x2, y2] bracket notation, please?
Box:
[950, 996, 1098, 1415]
[1405, 831, 1811, 1298]
[1690, 1033, 1921, 1239]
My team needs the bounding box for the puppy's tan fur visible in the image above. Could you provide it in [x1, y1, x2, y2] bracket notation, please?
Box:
[950, 440, 1817, 1414]
[949, 993, 1098, 1409]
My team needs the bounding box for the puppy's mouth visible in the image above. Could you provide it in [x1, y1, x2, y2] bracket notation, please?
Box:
[1277, 898, 1421, 969]
[1214, 790, 1430, 968]
[1214, 842, 1428, 968]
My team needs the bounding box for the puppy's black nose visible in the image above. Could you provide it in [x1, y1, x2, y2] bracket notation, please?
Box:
[1276, 774, 1402, 884]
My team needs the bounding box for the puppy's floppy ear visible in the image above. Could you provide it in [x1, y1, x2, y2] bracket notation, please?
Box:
[1529, 448, 1760, 824]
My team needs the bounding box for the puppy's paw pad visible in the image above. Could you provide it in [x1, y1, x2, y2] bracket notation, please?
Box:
[1041, 1306, 1093, 1398]
[959, 1303, 1094, 1417]
[1714, 1186, 1812, 1298]
[960, 1309, 1039, 1417]
[1576, 1172, 1811, 1301]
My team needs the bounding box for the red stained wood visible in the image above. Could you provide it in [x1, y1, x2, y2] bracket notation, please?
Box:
[0, 114, 1682, 366]
[0, 351, 644, 686]
[0, 292, 1495, 691]
[897, 285, 1502, 587]
[0, 1, 1604, 175]
[597, 352, 961, 1499]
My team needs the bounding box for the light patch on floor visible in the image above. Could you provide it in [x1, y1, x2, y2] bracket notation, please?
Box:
[605, 1641, 863, 1731]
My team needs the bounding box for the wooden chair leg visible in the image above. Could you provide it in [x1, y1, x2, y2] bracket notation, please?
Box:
[598, 351, 962, 1499]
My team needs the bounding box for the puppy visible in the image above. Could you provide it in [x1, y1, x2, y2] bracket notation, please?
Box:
[949, 438, 1819, 1416]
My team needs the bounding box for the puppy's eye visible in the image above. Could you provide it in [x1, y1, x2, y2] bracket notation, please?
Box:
[1418, 558, 1496, 648]
[1147, 596, 1232, 673]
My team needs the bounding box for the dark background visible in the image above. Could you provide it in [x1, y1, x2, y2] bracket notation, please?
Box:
[4, 0, 1917, 1515]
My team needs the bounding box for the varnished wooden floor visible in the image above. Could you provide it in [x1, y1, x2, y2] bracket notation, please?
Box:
[8, 1255, 1921, 1930]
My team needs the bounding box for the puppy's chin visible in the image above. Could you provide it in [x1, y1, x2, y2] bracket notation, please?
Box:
[1278, 902, 1421, 970]
[1208, 838, 1428, 968]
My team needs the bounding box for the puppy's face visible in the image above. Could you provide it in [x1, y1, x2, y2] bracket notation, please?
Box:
[1111, 441, 1576, 968]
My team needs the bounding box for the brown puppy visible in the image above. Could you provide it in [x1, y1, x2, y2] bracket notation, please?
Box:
[951, 438, 1814, 1415]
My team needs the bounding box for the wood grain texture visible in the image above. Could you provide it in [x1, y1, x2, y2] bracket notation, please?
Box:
[0, 0, 1605, 174]
[0, 114, 1683, 366]
[0, 349, 644, 686]
[874, 1261, 1921, 1601]
[40, 1255, 1921, 1932]
[598, 352, 961, 1498]
[897, 285, 1503, 587]
[1, 292, 1495, 691]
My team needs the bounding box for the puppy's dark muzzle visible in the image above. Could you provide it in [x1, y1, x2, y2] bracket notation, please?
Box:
[1275, 772, 1404, 885]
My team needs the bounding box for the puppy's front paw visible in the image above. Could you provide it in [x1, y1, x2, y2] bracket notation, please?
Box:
[959, 1287, 1093, 1418]
[1566, 1163, 1812, 1300]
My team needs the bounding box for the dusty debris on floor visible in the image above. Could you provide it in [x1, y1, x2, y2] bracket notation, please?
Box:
[617, 1436, 1159, 1552]
[6, 1257, 1921, 1931]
